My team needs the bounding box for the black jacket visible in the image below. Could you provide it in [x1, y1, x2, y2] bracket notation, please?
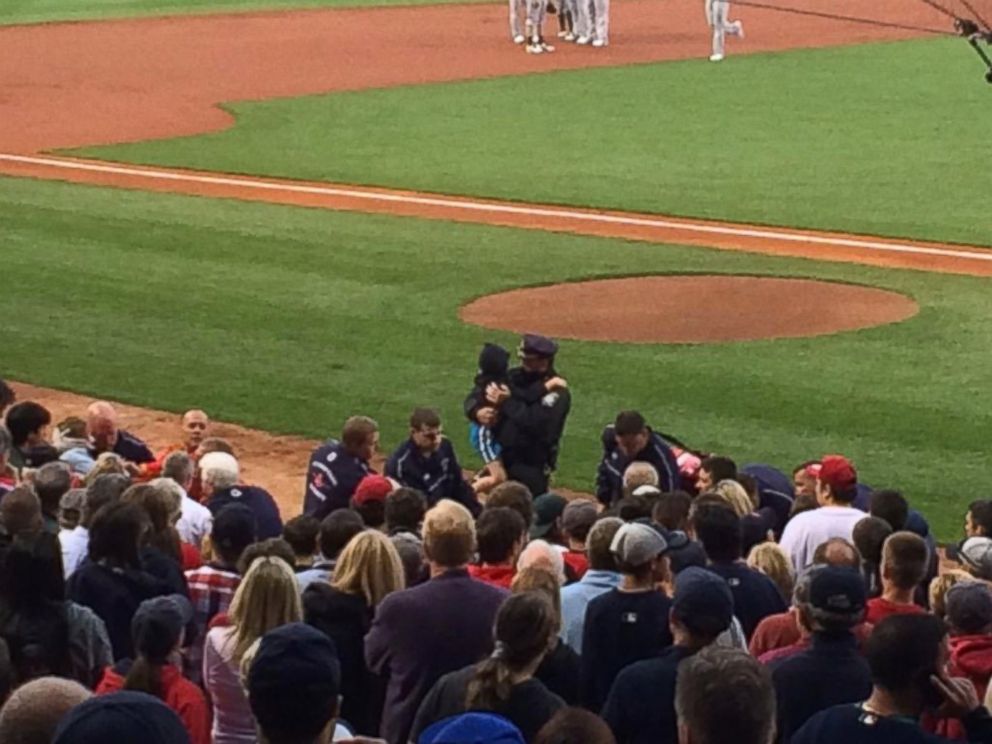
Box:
[303, 439, 372, 519]
[496, 369, 571, 469]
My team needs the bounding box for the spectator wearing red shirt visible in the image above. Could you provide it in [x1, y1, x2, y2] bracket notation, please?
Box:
[469, 507, 526, 589]
[561, 499, 597, 581]
[865, 531, 928, 625]
[97, 594, 210, 744]
[183, 503, 256, 685]
[139, 410, 210, 482]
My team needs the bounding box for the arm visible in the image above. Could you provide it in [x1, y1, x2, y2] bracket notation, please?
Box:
[596, 453, 619, 506]
[364, 600, 395, 677]
[442, 442, 482, 517]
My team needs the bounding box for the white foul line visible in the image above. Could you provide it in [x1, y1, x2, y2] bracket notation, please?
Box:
[2, 152, 990, 264]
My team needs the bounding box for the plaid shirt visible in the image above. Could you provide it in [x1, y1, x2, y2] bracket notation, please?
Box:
[184, 563, 240, 685]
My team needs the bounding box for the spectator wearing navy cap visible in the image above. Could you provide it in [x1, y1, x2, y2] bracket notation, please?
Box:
[201, 451, 282, 540]
[96, 595, 210, 744]
[596, 411, 681, 507]
[246, 623, 343, 744]
[183, 503, 255, 685]
[560, 517, 623, 654]
[690, 502, 786, 640]
[486, 334, 571, 498]
[420, 712, 526, 744]
[770, 566, 871, 742]
[602, 566, 734, 744]
[386, 407, 480, 514]
[779, 455, 865, 572]
[792, 614, 992, 744]
[54, 690, 192, 744]
[303, 416, 378, 520]
[579, 522, 674, 711]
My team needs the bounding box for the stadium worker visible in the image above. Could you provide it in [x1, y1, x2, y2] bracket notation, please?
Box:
[86, 400, 155, 468]
[385, 407, 480, 514]
[596, 410, 681, 505]
[304, 415, 378, 519]
[485, 334, 571, 498]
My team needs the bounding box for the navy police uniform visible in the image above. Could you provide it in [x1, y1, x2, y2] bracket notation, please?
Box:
[385, 438, 481, 515]
[596, 426, 680, 506]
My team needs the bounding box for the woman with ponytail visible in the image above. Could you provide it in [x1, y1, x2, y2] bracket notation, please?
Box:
[96, 594, 210, 744]
[412, 592, 565, 742]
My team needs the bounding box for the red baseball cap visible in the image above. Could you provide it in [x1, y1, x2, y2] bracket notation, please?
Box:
[818, 455, 857, 493]
[352, 475, 394, 506]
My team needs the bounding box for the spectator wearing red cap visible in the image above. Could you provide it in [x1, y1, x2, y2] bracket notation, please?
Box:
[779, 456, 865, 572]
[385, 408, 480, 515]
[864, 532, 928, 624]
[352, 474, 395, 531]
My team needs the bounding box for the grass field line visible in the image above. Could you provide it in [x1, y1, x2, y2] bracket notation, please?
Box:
[4, 152, 992, 267]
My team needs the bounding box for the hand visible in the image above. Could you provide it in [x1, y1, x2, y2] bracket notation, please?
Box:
[485, 383, 510, 405]
[476, 407, 497, 426]
[545, 376, 568, 391]
[931, 672, 982, 718]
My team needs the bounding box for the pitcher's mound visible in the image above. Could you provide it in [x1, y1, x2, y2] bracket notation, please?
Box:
[460, 275, 918, 343]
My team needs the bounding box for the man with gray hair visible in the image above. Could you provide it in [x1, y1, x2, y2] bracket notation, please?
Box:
[33, 461, 72, 534]
[517, 538, 565, 584]
[769, 566, 871, 741]
[676, 647, 776, 744]
[0, 676, 92, 744]
[623, 462, 659, 496]
[201, 451, 282, 539]
[163, 450, 212, 550]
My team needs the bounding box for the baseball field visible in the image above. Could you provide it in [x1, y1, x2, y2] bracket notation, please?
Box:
[2, 0, 990, 538]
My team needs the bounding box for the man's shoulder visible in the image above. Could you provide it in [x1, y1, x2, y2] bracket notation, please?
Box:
[792, 704, 910, 744]
[615, 647, 685, 687]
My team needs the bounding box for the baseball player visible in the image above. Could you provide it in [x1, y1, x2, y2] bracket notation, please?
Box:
[557, 0, 576, 40]
[576, 0, 608, 46]
[706, 0, 743, 61]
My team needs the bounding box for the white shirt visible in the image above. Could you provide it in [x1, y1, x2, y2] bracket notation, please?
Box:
[59, 525, 89, 578]
[177, 491, 213, 551]
[779, 505, 865, 572]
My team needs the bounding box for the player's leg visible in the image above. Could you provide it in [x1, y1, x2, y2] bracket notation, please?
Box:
[710, 0, 726, 60]
[575, 0, 593, 42]
[592, 0, 609, 45]
[510, 0, 525, 43]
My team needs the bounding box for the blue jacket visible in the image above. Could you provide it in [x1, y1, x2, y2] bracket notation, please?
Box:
[208, 484, 283, 540]
[303, 439, 372, 519]
[596, 426, 680, 505]
[88, 429, 154, 464]
[384, 438, 480, 515]
[742, 463, 796, 536]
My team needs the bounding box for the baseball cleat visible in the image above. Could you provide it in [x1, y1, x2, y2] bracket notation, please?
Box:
[576, 35, 591, 44]
[540, 40, 556, 51]
[526, 42, 545, 53]
[564, 31, 576, 41]
[732, 20, 744, 37]
[513, 34, 526, 43]
[592, 38, 607, 47]
[557, 29, 568, 37]
[709, 53, 724, 61]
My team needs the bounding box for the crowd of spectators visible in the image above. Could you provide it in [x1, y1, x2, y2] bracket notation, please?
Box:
[3, 337, 992, 744]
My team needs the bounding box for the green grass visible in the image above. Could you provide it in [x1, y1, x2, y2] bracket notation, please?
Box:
[2, 174, 990, 539]
[76, 38, 991, 247]
[0, 0, 483, 26]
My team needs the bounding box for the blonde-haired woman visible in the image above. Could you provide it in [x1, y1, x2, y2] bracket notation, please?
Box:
[303, 530, 404, 736]
[747, 542, 795, 604]
[203, 556, 301, 744]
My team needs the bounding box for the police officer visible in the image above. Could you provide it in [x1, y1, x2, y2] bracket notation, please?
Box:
[385, 407, 480, 515]
[487, 334, 571, 497]
[596, 410, 680, 506]
[303, 415, 378, 519]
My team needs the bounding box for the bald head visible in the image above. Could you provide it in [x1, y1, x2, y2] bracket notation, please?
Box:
[181, 409, 209, 449]
[86, 401, 118, 454]
[812, 537, 861, 569]
[0, 487, 43, 537]
[0, 676, 91, 744]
